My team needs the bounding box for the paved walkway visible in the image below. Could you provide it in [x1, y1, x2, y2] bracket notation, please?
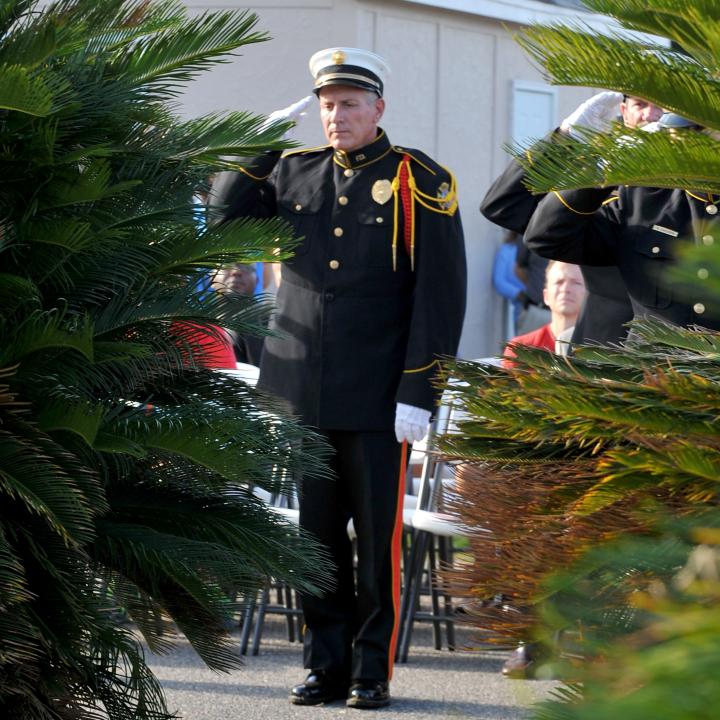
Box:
[147, 618, 558, 719]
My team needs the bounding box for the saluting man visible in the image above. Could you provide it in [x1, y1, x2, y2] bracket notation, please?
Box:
[523, 109, 720, 331]
[212, 48, 466, 709]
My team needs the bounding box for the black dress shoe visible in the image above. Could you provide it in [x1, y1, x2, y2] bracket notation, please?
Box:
[346, 680, 391, 709]
[289, 671, 348, 706]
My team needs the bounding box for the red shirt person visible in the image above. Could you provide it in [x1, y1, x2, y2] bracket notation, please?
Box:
[503, 260, 586, 367]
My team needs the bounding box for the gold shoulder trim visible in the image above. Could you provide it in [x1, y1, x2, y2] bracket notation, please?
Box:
[601, 195, 620, 206]
[282, 144, 331, 157]
[391, 147, 439, 176]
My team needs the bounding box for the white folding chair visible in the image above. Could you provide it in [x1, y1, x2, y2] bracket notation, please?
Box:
[395, 374, 494, 663]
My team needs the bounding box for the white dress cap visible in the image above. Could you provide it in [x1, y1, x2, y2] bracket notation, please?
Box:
[309, 47, 390, 97]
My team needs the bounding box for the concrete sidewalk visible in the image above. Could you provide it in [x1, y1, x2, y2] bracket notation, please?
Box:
[148, 618, 558, 719]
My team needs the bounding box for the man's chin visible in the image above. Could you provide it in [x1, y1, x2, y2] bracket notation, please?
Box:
[330, 138, 352, 151]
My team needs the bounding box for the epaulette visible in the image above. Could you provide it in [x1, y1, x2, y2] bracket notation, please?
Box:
[281, 144, 331, 158]
[391, 145, 442, 177]
[388, 146, 458, 272]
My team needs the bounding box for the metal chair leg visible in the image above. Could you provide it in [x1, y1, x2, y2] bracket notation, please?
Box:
[250, 585, 270, 656]
[427, 538, 443, 650]
[439, 536, 456, 651]
[239, 592, 258, 655]
[397, 530, 430, 663]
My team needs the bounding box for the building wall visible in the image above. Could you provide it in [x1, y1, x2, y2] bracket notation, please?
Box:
[181, 0, 592, 358]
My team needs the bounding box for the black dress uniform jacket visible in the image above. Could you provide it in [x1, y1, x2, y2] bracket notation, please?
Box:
[213, 129, 467, 430]
[480, 152, 633, 345]
[524, 185, 720, 330]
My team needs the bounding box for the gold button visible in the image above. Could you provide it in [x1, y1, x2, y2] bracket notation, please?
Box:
[703, 235, 714, 245]
[694, 302, 706, 314]
[376, 217, 384, 224]
[333, 227, 344, 237]
[651, 246, 660, 254]
[706, 204, 718, 215]
[294, 203, 303, 211]
[329, 259, 340, 270]
[338, 196, 349, 205]
[344, 168, 355, 178]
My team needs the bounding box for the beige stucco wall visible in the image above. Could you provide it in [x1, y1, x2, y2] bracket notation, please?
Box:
[181, 0, 593, 358]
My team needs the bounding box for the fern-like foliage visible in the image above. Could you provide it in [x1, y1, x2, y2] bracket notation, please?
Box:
[0, 1, 332, 718]
[510, 0, 720, 196]
[444, 2, 720, 717]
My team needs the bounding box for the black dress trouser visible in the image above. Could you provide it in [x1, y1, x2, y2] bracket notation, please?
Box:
[299, 429, 405, 683]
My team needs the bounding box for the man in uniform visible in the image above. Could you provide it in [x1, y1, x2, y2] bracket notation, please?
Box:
[212, 47, 466, 709]
[482, 93, 663, 348]
[524, 109, 720, 332]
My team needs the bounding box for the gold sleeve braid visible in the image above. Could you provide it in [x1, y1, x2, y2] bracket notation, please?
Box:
[552, 190, 599, 215]
[236, 166, 273, 182]
[403, 359, 440, 374]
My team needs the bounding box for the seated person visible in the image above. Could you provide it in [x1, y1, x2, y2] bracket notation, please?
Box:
[503, 260, 586, 367]
[170, 321, 237, 370]
[211, 263, 265, 367]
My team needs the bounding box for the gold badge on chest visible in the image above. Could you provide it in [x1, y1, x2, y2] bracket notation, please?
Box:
[372, 179, 393, 205]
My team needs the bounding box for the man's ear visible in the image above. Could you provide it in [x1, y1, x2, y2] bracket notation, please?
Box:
[375, 97, 386, 122]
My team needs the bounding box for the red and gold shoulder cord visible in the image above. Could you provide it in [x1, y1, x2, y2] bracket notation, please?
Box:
[390, 154, 458, 271]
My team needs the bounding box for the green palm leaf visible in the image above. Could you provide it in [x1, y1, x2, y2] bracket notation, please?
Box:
[119, 10, 268, 97]
[0, 64, 53, 115]
[0, 0, 334, 715]
[514, 128, 720, 195]
[585, 0, 720, 69]
[516, 25, 720, 131]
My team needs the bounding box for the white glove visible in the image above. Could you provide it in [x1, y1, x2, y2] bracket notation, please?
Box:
[394, 402, 431, 444]
[262, 95, 314, 140]
[560, 91, 623, 140]
[640, 121, 660, 133]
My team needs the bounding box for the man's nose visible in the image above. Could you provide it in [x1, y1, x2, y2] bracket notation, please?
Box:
[647, 104, 663, 122]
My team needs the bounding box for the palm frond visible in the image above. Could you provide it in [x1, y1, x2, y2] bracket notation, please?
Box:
[118, 9, 268, 97]
[0, 64, 53, 115]
[516, 25, 720, 131]
[513, 126, 720, 195]
[584, 0, 720, 69]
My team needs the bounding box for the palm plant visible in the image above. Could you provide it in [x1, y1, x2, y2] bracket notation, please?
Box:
[442, 0, 720, 717]
[0, 1, 333, 718]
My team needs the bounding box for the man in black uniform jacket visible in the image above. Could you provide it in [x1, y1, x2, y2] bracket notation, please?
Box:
[482, 93, 663, 347]
[212, 47, 466, 709]
[524, 109, 720, 332]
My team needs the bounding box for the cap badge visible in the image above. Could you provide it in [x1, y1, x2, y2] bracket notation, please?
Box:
[372, 179, 393, 205]
[332, 50, 346, 65]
